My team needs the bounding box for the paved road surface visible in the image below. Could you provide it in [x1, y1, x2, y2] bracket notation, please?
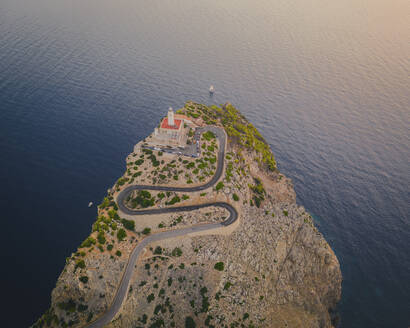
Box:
[86, 126, 238, 328]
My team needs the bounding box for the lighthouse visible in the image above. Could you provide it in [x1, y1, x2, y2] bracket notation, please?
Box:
[149, 106, 193, 149]
[168, 107, 175, 126]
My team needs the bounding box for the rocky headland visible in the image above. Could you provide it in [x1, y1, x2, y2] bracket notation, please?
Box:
[33, 102, 341, 328]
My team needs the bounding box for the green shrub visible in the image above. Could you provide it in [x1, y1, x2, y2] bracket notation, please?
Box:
[283, 210, 288, 216]
[75, 259, 86, 270]
[139, 313, 148, 324]
[202, 131, 215, 141]
[97, 231, 106, 244]
[117, 228, 126, 241]
[80, 237, 96, 248]
[116, 177, 128, 186]
[133, 171, 142, 177]
[182, 195, 190, 200]
[77, 304, 88, 312]
[57, 299, 76, 313]
[214, 262, 224, 271]
[79, 276, 89, 283]
[232, 193, 239, 201]
[142, 227, 151, 235]
[215, 182, 224, 191]
[87, 312, 93, 322]
[107, 244, 113, 251]
[154, 246, 162, 255]
[254, 196, 262, 208]
[116, 250, 122, 257]
[167, 195, 181, 205]
[171, 247, 183, 257]
[108, 209, 120, 220]
[131, 190, 155, 208]
[147, 293, 155, 303]
[223, 282, 232, 290]
[99, 197, 110, 209]
[121, 218, 135, 231]
[185, 316, 196, 328]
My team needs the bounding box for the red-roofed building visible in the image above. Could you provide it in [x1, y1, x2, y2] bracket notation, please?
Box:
[153, 108, 186, 146]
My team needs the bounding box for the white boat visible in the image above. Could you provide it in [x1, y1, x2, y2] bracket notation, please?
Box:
[209, 85, 215, 94]
[88, 202, 93, 208]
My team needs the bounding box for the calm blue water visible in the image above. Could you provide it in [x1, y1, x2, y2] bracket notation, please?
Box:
[0, 0, 409, 327]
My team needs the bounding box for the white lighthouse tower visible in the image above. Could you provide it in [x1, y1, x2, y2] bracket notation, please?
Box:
[167, 107, 175, 126]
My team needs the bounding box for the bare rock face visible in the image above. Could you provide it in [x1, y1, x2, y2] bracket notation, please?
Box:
[103, 149, 341, 328]
[32, 102, 341, 328]
[104, 201, 341, 328]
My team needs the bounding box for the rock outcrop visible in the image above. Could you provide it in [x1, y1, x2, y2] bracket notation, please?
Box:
[33, 102, 341, 328]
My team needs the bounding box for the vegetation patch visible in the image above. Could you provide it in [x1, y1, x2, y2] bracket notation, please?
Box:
[179, 102, 276, 171]
[250, 177, 265, 208]
[214, 262, 224, 271]
[129, 190, 155, 208]
[117, 228, 127, 241]
[57, 299, 76, 313]
[75, 259, 86, 270]
[80, 237, 96, 248]
[215, 181, 224, 191]
[166, 195, 181, 205]
[202, 131, 215, 141]
[79, 276, 89, 284]
[121, 218, 135, 231]
[171, 247, 183, 257]
[185, 316, 196, 328]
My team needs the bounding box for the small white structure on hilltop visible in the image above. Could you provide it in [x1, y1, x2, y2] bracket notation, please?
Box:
[167, 107, 175, 126]
[150, 107, 194, 148]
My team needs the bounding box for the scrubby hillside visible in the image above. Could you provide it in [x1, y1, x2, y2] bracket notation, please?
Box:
[33, 102, 341, 328]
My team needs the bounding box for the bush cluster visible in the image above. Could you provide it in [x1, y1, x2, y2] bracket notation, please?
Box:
[130, 190, 155, 208]
[214, 262, 224, 271]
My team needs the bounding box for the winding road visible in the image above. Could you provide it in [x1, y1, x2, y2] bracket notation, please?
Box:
[86, 126, 239, 328]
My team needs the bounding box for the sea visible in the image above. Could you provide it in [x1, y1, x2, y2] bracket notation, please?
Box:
[0, 0, 409, 327]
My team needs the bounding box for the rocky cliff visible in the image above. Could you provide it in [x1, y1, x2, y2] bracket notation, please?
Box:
[33, 102, 341, 328]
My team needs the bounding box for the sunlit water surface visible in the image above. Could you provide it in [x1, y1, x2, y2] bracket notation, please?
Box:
[0, 0, 409, 327]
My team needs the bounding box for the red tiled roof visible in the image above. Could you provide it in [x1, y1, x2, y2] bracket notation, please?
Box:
[160, 118, 182, 130]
